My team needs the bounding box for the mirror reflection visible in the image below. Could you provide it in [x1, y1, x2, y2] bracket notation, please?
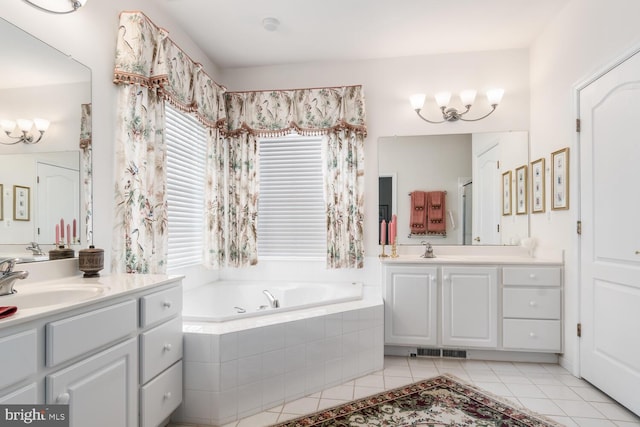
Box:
[378, 131, 529, 246]
[0, 17, 91, 261]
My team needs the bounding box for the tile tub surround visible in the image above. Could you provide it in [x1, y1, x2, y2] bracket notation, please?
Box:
[174, 302, 384, 426]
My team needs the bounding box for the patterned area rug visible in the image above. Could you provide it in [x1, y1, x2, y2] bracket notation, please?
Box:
[271, 374, 563, 427]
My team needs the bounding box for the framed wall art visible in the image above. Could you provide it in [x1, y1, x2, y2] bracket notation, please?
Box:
[515, 165, 528, 215]
[13, 185, 30, 221]
[551, 148, 569, 210]
[530, 158, 545, 213]
[502, 170, 512, 216]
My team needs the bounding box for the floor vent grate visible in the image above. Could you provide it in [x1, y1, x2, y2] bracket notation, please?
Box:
[442, 349, 467, 359]
[417, 348, 442, 357]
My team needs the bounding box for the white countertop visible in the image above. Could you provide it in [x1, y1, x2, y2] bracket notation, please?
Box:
[0, 273, 183, 329]
[379, 254, 562, 265]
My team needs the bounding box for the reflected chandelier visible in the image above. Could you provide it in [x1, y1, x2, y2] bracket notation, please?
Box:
[410, 89, 504, 123]
[23, 0, 88, 14]
[0, 119, 50, 145]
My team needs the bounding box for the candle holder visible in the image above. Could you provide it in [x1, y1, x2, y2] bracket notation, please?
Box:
[379, 244, 389, 258]
[391, 242, 398, 258]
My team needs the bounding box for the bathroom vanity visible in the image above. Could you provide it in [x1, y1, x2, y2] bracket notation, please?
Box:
[0, 270, 183, 427]
[381, 249, 563, 360]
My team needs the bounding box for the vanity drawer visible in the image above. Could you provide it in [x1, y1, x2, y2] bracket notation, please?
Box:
[140, 360, 182, 427]
[503, 288, 561, 319]
[140, 286, 182, 328]
[502, 267, 561, 287]
[503, 319, 561, 351]
[0, 329, 37, 389]
[46, 299, 137, 367]
[140, 316, 183, 384]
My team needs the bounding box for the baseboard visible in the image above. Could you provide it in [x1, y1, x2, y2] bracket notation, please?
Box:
[385, 345, 560, 364]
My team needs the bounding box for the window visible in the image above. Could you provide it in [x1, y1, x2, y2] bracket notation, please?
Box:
[165, 105, 207, 269]
[257, 136, 326, 258]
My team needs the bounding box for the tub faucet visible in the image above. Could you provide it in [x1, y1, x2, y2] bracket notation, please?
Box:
[421, 241, 435, 258]
[262, 290, 279, 308]
[0, 258, 29, 296]
[26, 242, 45, 256]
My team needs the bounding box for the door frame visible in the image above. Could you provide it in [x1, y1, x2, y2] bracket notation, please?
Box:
[572, 41, 640, 378]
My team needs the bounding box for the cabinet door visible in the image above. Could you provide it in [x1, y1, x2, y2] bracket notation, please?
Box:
[384, 266, 438, 346]
[442, 266, 498, 348]
[46, 338, 138, 427]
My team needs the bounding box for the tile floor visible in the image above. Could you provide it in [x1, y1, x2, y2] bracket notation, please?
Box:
[170, 356, 640, 427]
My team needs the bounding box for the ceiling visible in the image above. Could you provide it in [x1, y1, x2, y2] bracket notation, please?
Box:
[159, 0, 570, 69]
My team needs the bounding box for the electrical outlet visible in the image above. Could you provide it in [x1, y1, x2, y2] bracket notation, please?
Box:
[4, 219, 11, 228]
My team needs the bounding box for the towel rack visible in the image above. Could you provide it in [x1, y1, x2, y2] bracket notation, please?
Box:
[408, 191, 447, 196]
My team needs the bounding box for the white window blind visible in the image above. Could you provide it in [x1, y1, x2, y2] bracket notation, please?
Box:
[258, 136, 326, 258]
[165, 105, 207, 269]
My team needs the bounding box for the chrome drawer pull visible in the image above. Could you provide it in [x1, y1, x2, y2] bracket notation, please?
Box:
[529, 332, 536, 338]
[163, 392, 172, 400]
[163, 343, 172, 352]
[529, 300, 537, 307]
[56, 392, 70, 404]
[162, 301, 172, 309]
[529, 273, 537, 279]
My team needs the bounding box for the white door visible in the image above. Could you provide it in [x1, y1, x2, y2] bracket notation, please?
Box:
[442, 266, 498, 348]
[472, 142, 500, 244]
[579, 48, 640, 415]
[46, 338, 138, 426]
[37, 162, 80, 245]
[383, 266, 438, 346]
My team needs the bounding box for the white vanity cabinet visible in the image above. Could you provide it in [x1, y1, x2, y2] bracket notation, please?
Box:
[442, 266, 498, 348]
[384, 266, 438, 346]
[502, 266, 562, 352]
[0, 275, 183, 427]
[382, 260, 563, 358]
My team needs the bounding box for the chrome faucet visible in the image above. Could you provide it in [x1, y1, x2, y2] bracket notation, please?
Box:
[0, 258, 29, 296]
[421, 241, 435, 258]
[262, 289, 279, 308]
[26, 242, 45, 256]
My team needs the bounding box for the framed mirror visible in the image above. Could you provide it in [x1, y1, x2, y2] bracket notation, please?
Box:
[0, 17, 92, 261]
[378, 131, 529, 246]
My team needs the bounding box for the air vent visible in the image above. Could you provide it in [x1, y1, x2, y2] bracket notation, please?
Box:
[442, 349, 467, 359]
[417, 348, 442, 357]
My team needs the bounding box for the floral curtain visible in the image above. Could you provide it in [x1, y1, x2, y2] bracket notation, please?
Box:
[112, 11, 226, 273]
[79, 103, 93, 247]
[225, 86, 367, 268]
[113, 12, 367, 271]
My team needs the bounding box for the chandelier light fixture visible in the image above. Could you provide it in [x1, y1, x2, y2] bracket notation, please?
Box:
[410, 88, 504, 123]
[0, 119, 50, 145]
[23, 0, 88, 14]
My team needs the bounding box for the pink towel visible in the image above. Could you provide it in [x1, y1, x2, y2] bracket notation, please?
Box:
[0, 306, 17, 320]
[427, 191, 446, 234]
[410, 191, 428, 234]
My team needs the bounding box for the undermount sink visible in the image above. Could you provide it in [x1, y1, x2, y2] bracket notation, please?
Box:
[0, 285, 107, 310]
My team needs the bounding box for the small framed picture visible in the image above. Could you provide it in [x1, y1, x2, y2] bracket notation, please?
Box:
[13, 185, 30, 221]
[502, 171, 512, 216]
[551, 148, 569, 210]
[530, 158, 545, 213]
[0, 184, 3, 221]
[515, 165, 528, 215]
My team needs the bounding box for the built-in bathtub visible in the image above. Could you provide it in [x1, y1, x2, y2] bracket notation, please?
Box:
[174, 280, 384, 426]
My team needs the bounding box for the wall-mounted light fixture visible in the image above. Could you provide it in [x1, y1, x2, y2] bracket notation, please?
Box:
[0, 119, 50, 145]
[23, 0, 88, 14]
[410, 89, 504, 123]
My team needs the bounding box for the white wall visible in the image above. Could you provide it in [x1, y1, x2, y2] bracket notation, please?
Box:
[529, 0, 640, 374]
[221, 50, 530, 281]
[1, 2, 221, 273]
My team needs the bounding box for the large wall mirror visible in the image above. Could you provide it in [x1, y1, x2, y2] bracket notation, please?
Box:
[0, 17, 92, 261]
[378, 131, 529, 246]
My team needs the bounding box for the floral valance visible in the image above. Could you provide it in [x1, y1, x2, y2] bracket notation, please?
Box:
[225, 85, 367, 137]
[113, 11, 226, 129]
